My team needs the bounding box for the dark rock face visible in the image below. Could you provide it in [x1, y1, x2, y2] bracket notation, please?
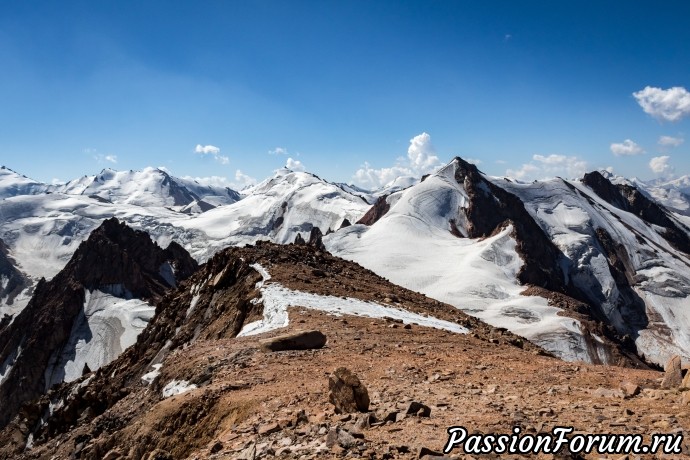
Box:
[583, 171, 690, 255]
[308, 227, 326, 251]
[20, 246, 263, 445]
[453, 157, 565, 291]
[357, 196, 391, 226]
[0, 218, 198, 429]
[259, 330, 327, 352]
[328, 367, 370, 414]
[0, 238, 29, 307]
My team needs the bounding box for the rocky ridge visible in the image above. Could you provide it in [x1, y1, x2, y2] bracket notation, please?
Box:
[0, 218, 198, 429]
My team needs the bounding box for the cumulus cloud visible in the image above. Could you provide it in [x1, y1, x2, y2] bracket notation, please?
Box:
[649, 155, 674, 176]
[352, 132, 443, 189]
[183, 169, 257, 190]
[610, 139, 644, 156]
[285, 157, 305, 172]
[506, 154, 588, 180]
[104, 155, 117, 164]
[194, 144, 220, 155]
[194, 144, 228, 165]
[269, 147, 289, 155]
[658, 135, 684, 148]
[633, 86, 690, 122]
[233, 170, 258, 189]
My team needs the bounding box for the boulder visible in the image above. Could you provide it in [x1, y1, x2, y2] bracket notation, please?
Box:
[661, 355, 683, 389]
[259, 330, 327, 352]
[328, 367, 370, 414]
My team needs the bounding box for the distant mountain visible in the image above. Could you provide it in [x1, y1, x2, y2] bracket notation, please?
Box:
[0, 166, 49, 199]
[327, 158, 690, 367]
[0, 218, 197, 428]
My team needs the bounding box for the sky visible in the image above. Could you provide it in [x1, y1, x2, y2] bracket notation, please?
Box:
[1, 1, 689, 189]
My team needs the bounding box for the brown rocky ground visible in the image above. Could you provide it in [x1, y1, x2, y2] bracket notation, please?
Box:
[3, 242, 689, 459]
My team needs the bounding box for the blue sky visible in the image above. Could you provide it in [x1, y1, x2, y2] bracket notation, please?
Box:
[1, 1, 689, 188]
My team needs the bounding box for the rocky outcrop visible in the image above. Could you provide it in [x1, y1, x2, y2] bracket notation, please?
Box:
[0, 218, 197, 429]
[357, 196, 391, 226]
[0, 237, 29, 307]
[453, 157, 565, 291]
[583, 171, 690, 255]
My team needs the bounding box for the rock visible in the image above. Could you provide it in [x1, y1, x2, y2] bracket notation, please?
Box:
[405, 401, 431, 417]
[102, 451, 123, 460]
[328, 367, 370, 414]
[418, 446, 445, 458]
[210, 441, 223, 454]
[662, 355, 683, 389]
[236, 443, 256, 460]
[326, 427, 357, 449]
[620, 381, 640, 397]
[147, 450, 173, 460]
[682, 392, 690, 406]
[259, 330, 327, 352]
[593, 387, 625, 399]
[258, 422, 281, 436]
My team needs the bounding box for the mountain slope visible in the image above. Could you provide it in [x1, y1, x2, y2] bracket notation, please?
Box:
[1, 242, 686, 460]
[327, 157, 690, 367]
[0, 218, 198, 429]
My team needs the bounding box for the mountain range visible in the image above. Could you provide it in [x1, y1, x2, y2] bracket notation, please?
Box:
[2, 158, 690, 457]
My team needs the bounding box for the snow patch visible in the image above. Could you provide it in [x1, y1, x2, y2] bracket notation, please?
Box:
[162, 380, 197, 398]
[141, 364, 163, 385]
[238, 264, 468, 337]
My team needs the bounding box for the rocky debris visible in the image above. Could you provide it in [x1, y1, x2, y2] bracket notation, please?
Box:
[328, 367, 370, 414]
[661, 355, 683, 389]
[259, 330, 327, 352]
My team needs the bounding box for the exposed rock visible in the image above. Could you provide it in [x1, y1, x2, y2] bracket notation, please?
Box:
[259, 330, 327, 352]
[0, 237, 29, 307]
[308, 227, 326, 251]
[328, 367, 370, 414]
[0, 218, 198, 429]
[418, 446, 445, 458]
[620, 381, 641, 397]
[258, 422, 281, 436]
[661, 355, 683, 389]
[405, 401, 431, 417]
[357, 195, 391, 226]
[294, 233, 306, 245]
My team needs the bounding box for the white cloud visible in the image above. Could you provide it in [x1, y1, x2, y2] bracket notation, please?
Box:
[352, 132, 443, 189]
[194, 144, 228, 165]
[269, 147, 289, 155]
[285, 157, 305, 172]
[506, 154, 588, 180]
[183, 169, 257, 190]
[465, 158, 482, 165]
[649, 155, 674, 175]
[194, 144, 221, 155]
[633, 86, 690, 122]
[234, 170, 257, 189]
[658, 135, 684, 148]
[104, 155, 117, 164]
[610, 139, 644, 156]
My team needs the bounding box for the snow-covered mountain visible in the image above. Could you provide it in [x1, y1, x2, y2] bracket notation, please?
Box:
[4, 160, 690, 368]
[326, 158, 690, 367]
[0, 166, 370, 321]
[0, 218, 198, 428]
